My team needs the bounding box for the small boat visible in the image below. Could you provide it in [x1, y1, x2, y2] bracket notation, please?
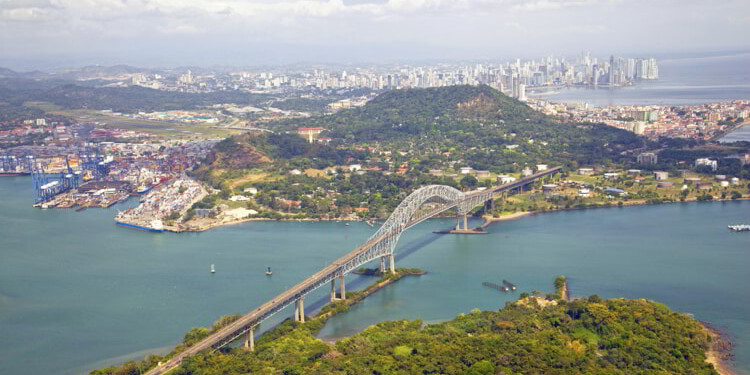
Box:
[265, 267, 273, 276]
[345, 223, 350, 226]
[728, 224, 750, 232]
[210, 264, 216, 273]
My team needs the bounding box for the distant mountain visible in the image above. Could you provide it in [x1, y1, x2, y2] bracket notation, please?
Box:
[53, 64, 152, 80]
[0, 67, 18, 78]
[0, 78, 272, 113]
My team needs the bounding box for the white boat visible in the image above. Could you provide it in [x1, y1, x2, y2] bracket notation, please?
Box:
[728, 224, 750, 232]
[210, 264, 216, 273]
[265, 267, 273, 275]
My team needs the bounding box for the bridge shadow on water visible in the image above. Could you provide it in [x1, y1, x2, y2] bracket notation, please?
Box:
[306, 230, 444, 314]
[230, 231, 446, 347]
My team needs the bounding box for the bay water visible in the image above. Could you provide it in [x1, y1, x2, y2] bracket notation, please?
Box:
[530, 52, 750, 107]
[0, 176, 749, 374]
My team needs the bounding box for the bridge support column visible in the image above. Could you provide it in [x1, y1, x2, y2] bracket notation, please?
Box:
[380, 256, 386, 274]
[456, 216, 460, 231]
[389, 253, 395, 274]
[294, 300, 300, 322]
[299, 297, 305, 323]
[463, 214, 468, 231]
[339, 275, 346, 300]
[244, 326, 255, 351]
[331, 279, 336, 301]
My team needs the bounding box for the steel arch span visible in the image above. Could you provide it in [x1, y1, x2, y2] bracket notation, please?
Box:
[363, 184, 464, 261]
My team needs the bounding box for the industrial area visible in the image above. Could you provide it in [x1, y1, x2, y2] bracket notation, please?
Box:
[0, 139, 219, 230]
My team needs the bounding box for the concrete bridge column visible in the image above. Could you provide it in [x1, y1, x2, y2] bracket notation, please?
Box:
[299, 297, 305, 323]
[463, 214, 468, 231]
[330, 279, 336, 301]
[380, 256, 386, 274]
[456, 216, 460, 231]
[294, 300, 300, 322]
[389, 253, 395, 274]
[339, 275, 346, 300]
[244, 326, 255, 351]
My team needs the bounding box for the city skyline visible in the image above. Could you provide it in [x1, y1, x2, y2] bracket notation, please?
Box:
[1, 0, 749, 70]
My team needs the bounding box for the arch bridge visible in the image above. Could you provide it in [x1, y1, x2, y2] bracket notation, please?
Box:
[146, 166, 561, 375]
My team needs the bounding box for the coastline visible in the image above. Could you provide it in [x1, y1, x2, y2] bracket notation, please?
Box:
[482, 196, 750, 228]
[151, 194, 750, 233]
[703, 323, 736, 375]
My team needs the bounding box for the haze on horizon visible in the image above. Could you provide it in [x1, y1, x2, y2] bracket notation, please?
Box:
[1, 0, 749, 71]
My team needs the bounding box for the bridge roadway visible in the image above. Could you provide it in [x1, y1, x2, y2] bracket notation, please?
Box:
[145, 166, 561, 375]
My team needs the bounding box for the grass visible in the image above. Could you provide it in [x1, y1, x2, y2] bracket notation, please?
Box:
[227, 171, 276, 189]
[572, 327, 600, 346]
[31, 103, 238, 139]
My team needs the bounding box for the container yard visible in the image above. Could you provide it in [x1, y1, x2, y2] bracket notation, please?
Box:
[115, 178, 207, 232]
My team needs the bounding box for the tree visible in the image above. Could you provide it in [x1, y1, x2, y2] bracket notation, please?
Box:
[460, 175, 478, 190]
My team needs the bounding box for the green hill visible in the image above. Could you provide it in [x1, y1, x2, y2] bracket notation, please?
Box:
[269, 85, 645, 169]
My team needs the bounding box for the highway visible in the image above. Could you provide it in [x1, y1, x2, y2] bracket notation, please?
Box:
[145, 166, 561, 375]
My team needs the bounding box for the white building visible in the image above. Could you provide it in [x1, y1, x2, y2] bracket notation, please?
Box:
[695, 158, 718, 171]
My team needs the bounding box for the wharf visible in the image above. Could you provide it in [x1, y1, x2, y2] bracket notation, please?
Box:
[434, 229, 488, 234]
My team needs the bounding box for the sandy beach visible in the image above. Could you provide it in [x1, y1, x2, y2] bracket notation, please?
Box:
[704, 323, 737, 375]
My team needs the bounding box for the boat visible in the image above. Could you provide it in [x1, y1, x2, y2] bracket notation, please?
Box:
[210, 264, 216, 273]
[136, 185, 152, 195]
[728, 224, 750, 232]
[345, 223, 350, 226]
[75, 206, 87, 212]
[502, 279, 517, 291]
[265, 267, 273, 276]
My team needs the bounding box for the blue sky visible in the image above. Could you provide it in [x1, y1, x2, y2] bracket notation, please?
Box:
[1, 0, 749, 69]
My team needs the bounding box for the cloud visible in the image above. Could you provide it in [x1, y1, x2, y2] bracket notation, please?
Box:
[0, 0, 748, 69]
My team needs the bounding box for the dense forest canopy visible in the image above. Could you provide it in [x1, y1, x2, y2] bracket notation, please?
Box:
[221, 86, 647, 172]
[94, 296, 719, 375]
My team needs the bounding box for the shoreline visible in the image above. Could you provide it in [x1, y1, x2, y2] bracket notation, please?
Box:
[118, 193, 750, 233]
[703, 323, 737, 375]
[482, 195, 750, 228]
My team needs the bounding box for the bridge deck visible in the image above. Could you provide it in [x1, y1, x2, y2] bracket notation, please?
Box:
[145, 166, 561, 375]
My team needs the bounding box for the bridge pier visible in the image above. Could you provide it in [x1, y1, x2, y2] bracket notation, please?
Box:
[463, 214, 468, 231]
[380, 256, 386, 274]
[339, 275, 346, 300]
[243, 326, 255, 351]
[456, 216, 460, 231]
[330, 279, 336, 301]
[484, 199, 493, 212]
[294, 297, 306, 323]
[389, 253, 395, 274]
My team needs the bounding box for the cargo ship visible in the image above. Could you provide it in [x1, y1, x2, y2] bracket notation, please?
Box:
[0, 172, 30, 177]
[136, 185, 153, 195]
[116, 219, 165, 232]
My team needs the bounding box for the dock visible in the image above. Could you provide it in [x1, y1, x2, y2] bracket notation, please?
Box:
[434, 228, 488, 234]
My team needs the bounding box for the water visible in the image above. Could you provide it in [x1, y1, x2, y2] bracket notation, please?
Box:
[530, 52, 750, 107]
[720, 124, 750, 143]
[1, 176, 749, 374]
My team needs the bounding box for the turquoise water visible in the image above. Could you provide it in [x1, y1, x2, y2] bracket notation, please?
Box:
[1, 176, 749, 374]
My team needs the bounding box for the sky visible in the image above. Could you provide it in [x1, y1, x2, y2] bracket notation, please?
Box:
[1, 0, 749, 70]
